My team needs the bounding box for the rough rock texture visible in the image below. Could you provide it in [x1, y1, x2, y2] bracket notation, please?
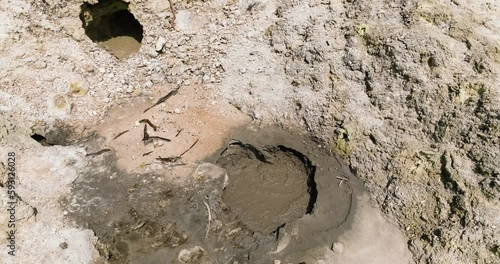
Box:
[0, 0, 233, 124]
[220, 0, 499, 263]
[259, 0, 500, 263]
[0, 0, 498, 263]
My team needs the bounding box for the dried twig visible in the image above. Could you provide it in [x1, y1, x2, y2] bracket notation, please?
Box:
[143, 124, 171, 143]
[168, 0, 176, 27]
[179, 139, 199, 157]
[203, 201, 212, 239]
[336, 176, 349, 187]
[175, 129, 183, 137]
[143, 86, 179, 113]
[139, 119, 158, 131]
[336, 176, 349, 181]
[112, 130, 129, 140]
[168, 163, 187, 167]
[142, 125, 149, 141]
[142, 151, 154, 156]
[86, 149, 111, 157]
[156, 139, 198, 164]
[157, 156, 181, 163]
[131, 220, 145, 230]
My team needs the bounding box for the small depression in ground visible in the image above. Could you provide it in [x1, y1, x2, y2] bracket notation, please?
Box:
[218, 142, 317, 234]
[80, 0, 144, 59]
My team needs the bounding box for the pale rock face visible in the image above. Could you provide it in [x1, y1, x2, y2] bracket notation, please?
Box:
[0, 12, 11, 44]
[212, 0, 230, 8]
[148, 0, 170, 13]
[178, 246, 205, 263]
[175, 10, 194, 32]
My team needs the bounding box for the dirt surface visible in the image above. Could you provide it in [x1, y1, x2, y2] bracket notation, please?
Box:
[93, 83, 249, 176]
[61, 124, 375, 264]
[0, 0, 499, 263]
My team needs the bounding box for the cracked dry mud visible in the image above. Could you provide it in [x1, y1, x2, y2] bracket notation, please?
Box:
[0, 0, 499, 263]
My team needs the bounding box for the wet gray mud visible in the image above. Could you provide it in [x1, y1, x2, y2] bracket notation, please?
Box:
[62, 126, 364, 264]
[218, 142, 315, 234]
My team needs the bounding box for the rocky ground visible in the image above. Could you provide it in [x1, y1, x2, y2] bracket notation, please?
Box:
[0, 0, 499, 263]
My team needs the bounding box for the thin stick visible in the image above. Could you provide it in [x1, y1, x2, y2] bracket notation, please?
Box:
[157, 156, 181, 163]
[338, 179, 345, 187]
[203, 201, 212, 239]
[336, 176, 349, 181]
[167, 163, 187, 167]
[179, 139, 199, 157]
[175, 129, 183, 137]
[142, 124, 149, 141]
[143, 124, 171, 143]
[168, 0, 176, 27]
[155, 139, 198, 164]
[143, 86, 180, 113]
[139, 119, 158, 131]
[86, 149, 111, 157]
[112, 130, 129, 140]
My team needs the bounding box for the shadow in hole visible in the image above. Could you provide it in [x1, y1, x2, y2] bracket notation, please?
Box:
[80, 0, 143, 43]
[275, 145, 318, 214]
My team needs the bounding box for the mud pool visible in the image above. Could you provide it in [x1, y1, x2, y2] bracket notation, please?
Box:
[62, 126, 360, 264]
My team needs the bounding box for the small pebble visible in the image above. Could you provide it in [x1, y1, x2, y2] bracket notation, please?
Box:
[155, 36, 167, 52]
[331, 242, 344, 254]
[59, 242, 68, 249]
